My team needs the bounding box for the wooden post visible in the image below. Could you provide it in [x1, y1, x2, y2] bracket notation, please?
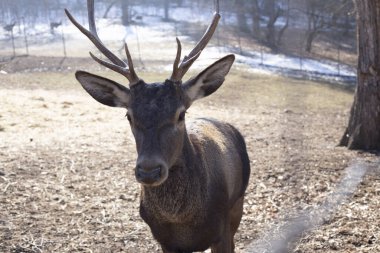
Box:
[22, 17, 29, 55]
[10, 29, 16, 58]
[61, 26, 67, 58]
[337, 44, 340, 76]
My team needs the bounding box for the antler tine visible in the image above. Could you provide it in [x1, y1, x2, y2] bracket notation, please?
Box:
[64, 2, 124, 67]
[170, 0, 220, 82]
[124, 43, 139, 82]
[186, 14, 220, 61]
[87, 0, 98, 37]
[65, 0, 139, 85]
[171, 38, 182, 81]
[89, 52, 129, 76]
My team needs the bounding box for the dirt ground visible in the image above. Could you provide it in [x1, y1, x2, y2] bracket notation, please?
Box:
[0, 56, 379, 253]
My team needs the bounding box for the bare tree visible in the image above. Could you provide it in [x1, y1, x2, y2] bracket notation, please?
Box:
[163, 0, 170, 21]
[251, 0, 261, 39]
[102, 0, 118, 18]
[3, 22, 16, 58]
[265, 0, 281, 50]
[276, 0, 290, 46]
[340, 0, 380, 150]
[304, 0, 354, 53]
[304, 0, 327, 52]
[234, 0, 249, 33]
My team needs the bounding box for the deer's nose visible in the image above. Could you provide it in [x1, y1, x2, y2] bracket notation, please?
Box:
[135, 157, 166, 185]
[136, 165, 161, 181]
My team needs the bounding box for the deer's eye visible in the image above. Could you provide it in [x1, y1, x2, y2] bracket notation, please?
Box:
[178, 111, 186, 122]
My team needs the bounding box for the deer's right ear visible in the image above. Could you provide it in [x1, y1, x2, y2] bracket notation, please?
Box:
[75, 71, 130, 108]
[182, 54, 235, 103]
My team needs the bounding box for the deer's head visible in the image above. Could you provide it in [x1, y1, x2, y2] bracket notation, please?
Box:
[66, 0, 234, 186]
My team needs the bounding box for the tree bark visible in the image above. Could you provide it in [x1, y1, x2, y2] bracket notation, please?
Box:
[340, 0, 380, 150]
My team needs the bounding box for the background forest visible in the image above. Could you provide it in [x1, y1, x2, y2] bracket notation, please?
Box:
[0, 0, 356, 78]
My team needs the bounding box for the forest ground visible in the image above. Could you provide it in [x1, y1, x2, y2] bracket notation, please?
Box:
[0, 56, 379, 253]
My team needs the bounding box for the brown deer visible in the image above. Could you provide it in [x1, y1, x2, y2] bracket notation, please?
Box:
[65, 1, 250, 252]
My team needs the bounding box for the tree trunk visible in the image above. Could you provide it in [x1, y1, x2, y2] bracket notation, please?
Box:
[340, 0, 380, 150]
[235, 0, 249, 33]
[343, 14, 352, 36]
[163, 0, 170, 21]
[121, 0, 130, 26]
[305, 30, 318, 52]
[251, 0, 261, 39]
[176, 0, 183, 7]
[265, 0, 280, 50]
[277, 0, 290, 46]
[103, 0, 118, 19]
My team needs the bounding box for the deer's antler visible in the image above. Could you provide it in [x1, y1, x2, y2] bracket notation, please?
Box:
[65, 0, 140, 86]
[170, 0, 221, 82]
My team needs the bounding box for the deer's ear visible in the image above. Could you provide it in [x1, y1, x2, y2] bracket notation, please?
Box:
[75, 71, 130, 108]
[182, 54, 235, 103]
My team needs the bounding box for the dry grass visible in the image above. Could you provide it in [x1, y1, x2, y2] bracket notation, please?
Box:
[0, 58, 379, 253]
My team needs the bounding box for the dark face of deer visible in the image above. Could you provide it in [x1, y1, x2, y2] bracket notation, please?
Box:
[127, 80, 188, 186]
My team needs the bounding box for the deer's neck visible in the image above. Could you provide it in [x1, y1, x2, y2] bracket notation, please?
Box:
[140, 130, 207, 223]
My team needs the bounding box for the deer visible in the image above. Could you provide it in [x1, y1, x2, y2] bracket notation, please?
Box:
[65, 0, 250, 252]
[50, 21, 62, 34]
[3, 22, 16, 32]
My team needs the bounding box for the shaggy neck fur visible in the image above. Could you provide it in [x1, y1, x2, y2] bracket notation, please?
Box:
[140, 128, 208, 224]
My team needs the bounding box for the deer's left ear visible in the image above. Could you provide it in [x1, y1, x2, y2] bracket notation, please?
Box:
[75, 71, 130, 108]
[182, 54, 235, 103]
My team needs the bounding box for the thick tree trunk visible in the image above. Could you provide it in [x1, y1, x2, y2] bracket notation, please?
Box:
[340, 0, 380, 150]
